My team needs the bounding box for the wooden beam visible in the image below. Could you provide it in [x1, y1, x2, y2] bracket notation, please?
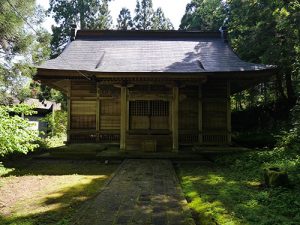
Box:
[198, 84, 203, 144]
[67, 80, 71, 143]
[96, 82, 100, 142]
[172, 86, 179, 152]
[227, 81, 232, 144]
[70, 97, 97, 100]
[120, 86, 127, 150]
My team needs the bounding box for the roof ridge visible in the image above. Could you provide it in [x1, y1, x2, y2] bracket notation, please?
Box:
[75, 30, 221, 40]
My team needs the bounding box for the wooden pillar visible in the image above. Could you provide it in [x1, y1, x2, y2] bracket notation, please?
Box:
[172, 86, 179, 152]
[120, 86, 127, 150]
[67, 80, 71, 143]
[227, 81, 232, 144]
[198, 84, 203, 144]
[96, 83, 100, 142]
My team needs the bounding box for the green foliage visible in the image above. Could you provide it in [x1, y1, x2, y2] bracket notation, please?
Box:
[41, 135, 66, 149]
[0, 0, 51, 104]
[41, 110, 67, 137]
[179, 145, 300, 224]
[133, 0, 174, 30]
[233, 132, 276, 148]
[133, 0, 154, 30]
[180, 0, 299, 118]
[117, 1, 174, 31]
[117, 8, 133, 30]
[28, 82, 66, 109]
[0, 0, 35, 55]
[260, 99, 300, 159]
[48, 0, 112, 56]
[0, 104, 40, 157]
[152, 8, 174, 30]
[228, 0, 300, 103]
[180, 0, 226, 31]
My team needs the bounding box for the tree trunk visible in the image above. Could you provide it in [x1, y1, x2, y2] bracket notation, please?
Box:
[276, 73, 286, 100]
[285, 73, 296, 105]
[79, 0, 86, 29]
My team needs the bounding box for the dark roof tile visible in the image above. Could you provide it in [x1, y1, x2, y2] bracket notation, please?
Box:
[39, 30, 274, 73]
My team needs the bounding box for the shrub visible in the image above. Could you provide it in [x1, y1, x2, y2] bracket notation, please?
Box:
[0, 104, 40, 157]
[40, 110, 67, 137]
[233, 131, 277, 148]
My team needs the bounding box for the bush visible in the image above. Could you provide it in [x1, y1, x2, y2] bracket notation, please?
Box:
[40, 110, 67, 137]
[233, 131, 277, 148]
[0, 104, 40, 157]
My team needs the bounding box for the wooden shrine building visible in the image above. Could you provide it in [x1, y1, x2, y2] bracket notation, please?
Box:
[35, 29, 275, 152]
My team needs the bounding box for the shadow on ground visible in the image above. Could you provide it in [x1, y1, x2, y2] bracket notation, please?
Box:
[0, 159, 118, 225]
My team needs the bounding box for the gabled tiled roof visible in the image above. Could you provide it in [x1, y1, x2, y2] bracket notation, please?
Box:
[13, 98, 61, 110]
[39, 30, 274, 73]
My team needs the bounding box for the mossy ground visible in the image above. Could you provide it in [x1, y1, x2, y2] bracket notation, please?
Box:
[0, 159, 118, 225]
[177, 150, 300, 225]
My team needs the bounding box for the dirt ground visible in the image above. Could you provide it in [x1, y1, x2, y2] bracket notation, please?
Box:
[0, 175, 64, 215]
[0, 160, 118, 224]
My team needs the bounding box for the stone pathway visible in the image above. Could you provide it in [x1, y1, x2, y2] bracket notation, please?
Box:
[74, 159, 195, 225]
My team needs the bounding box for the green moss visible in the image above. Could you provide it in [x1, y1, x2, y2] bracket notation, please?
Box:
[0, 160, 118, 225]
[178, 150, 300, 225]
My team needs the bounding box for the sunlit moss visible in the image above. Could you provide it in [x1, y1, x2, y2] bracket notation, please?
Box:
[178, 160, 300, 225]
[0, 161, 118, 225]
[204, 174, 225, 185]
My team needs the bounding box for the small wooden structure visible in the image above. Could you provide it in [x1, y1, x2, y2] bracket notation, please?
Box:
[35, 29, 275, 152]
[14, 98, 61, 135]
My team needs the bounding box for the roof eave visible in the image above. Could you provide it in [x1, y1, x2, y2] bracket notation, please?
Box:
[35, 67, 277, 81]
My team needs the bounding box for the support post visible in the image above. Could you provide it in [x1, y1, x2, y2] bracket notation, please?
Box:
[120, 86, 127, 150]
[67, 80, 71, 143]
[227, 81, 232, 144]
[172, 85, 179, 152]
[198, 84, 203, 144]
[96, 83, 100, 142]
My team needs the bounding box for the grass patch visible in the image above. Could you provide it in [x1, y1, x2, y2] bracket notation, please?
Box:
[177, 149, 300, 225]
[0, 159, 118, 225]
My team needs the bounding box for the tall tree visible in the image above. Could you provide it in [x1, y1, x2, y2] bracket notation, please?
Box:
[97, 0, 112, 29]
[133, 0, 154, 30]
[48, 0, 112, 57]
[0, 0, 51, 104]
[117, 8, 133, 30]
[180, 0, 300, 108]
[43, 0, 112, 105]
[228, 0, 300, 104]
[180, 0, 226, 31]
[133, 0, 173, 30]
[152, 7, 174, 30]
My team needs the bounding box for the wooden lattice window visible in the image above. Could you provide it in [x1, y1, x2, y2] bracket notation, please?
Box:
[129, 101, 169, 116]
[150, 101, 169, 116]
[129, 100, 169, 130]
[130, 101, 149, 116]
